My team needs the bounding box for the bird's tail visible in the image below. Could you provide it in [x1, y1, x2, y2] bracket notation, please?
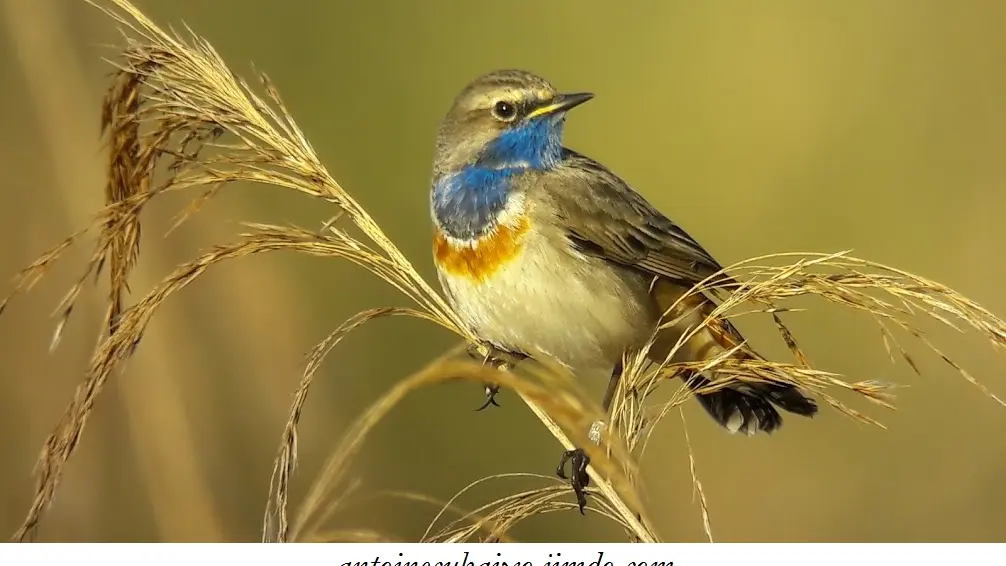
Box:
[648, 280, 817, 435]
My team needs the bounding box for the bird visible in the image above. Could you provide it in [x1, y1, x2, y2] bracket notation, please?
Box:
[429, 69, 818, 511]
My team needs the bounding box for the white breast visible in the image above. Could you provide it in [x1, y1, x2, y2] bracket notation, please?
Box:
[438, 221, 658, 379]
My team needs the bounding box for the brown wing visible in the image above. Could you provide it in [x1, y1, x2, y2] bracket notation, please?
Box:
[546, 151, 818, 433]
[549, 149, 729, 288]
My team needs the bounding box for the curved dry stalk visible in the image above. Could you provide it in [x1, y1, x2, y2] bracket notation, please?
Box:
[600, 253, 1006, 544]
[12, 226, 399, 541]
[421, 473, 633, 543]
[263, 306, 428, 543]
[679, 410, 712, 543]
[422, 473, 554, 542]
[609, 250, 1006, 458]
[291, 485, 520, 543]
[5, 0, 1006, 545]
[3, 0, 652, 543]
[428, 485, 625, 543]
[369, 489, 519, 543]
[288, 355, 652, 542]
[263, 304, 654, 542]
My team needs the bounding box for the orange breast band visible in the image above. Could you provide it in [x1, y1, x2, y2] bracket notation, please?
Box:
[433, 216, 530, 282]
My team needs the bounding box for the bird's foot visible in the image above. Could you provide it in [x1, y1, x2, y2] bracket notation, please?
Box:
[466, 342, 526, 411]
[556, 447, 591, 514]
[475, 383, 501, 411]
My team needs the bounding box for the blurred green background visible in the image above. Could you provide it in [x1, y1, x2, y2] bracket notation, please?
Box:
[2, 0, 1006, 542]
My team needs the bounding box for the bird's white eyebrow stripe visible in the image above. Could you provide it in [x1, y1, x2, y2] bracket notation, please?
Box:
[470, 87, 554, 111]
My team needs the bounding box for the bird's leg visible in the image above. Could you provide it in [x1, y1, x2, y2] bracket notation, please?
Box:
[600, 361, 623, 413]
[466, 342, 527, 411]
[556, 447, 591, 513]
[477, 383, 501, 411]
[557, 359, 623, 514]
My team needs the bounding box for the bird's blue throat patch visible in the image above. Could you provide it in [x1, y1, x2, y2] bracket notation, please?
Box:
[432, 118, 563, 239]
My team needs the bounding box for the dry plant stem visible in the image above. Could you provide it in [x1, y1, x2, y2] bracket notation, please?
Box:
[519, 391, 656, 542]
[95, 2, 655, 541]
[1, 0, 646, 542]
[421, 473, 554, 542]
[0, 0, 224, 541]
[350, 488, 523, 543]
[611, 249, 1006, 453]
[679, 410, 712, 543]
[6, 0, 1006, 543]
[263, 306, 422, 543]
[285, 355, 652, 542]
[430, 485, 626, 543]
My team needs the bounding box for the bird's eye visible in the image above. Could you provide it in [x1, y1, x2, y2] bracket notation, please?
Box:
[491, 100, 517, 122]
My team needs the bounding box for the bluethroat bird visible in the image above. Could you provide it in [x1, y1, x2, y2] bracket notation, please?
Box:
[430, 70, 818, 512]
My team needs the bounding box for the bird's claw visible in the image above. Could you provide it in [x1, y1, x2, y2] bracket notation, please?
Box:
[475, 383, 501, 411]
[556, 448, 591, 514]
[467, 343, 526, 411]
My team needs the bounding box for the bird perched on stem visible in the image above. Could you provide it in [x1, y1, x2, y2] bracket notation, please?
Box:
[429, 69, 817, 512]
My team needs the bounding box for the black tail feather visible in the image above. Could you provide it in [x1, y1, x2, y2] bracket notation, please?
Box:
[685, 372, 818, 435]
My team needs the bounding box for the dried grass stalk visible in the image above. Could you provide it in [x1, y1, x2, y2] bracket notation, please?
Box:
[6, 0, 649, 543]
[4, 0, 1005, 543]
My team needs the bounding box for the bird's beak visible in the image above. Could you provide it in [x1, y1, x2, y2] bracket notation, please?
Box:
[525, 92, 594, 120]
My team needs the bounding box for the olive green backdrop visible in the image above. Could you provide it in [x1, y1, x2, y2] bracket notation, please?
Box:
[1, 0, 1005, 542]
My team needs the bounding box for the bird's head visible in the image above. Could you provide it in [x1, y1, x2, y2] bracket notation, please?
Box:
[433, 70, 593, 177]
